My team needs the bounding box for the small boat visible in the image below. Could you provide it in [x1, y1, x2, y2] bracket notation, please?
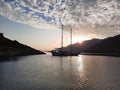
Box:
[51, 24, 79, 56]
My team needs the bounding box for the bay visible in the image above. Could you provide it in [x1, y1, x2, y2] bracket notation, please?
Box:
[0, 55, 120, 90]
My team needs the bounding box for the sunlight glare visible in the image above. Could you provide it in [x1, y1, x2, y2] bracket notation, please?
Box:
[72, 37, 88, 43]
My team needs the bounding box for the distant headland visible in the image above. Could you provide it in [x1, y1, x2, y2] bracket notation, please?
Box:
[0, 33, 45, 57]
[52, 34, 120, 57]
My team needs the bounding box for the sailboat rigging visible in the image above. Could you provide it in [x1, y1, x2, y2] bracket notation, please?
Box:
[51, 24, 79, 56]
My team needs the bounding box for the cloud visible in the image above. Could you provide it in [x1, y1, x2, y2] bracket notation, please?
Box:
[0, 0, 120, 38]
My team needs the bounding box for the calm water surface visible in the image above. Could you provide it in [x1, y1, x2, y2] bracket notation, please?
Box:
[0, 55, 120, 90]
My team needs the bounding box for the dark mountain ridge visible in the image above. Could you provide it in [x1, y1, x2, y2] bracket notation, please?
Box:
[0, 33, 45, 57]
[53, 34, 120, 56]
[53, 38, 101, 54]
[83, 34, 120, 54]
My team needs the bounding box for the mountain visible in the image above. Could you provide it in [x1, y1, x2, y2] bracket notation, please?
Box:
[54, 38, 101, 54]
[53, 34, 120, 56]
[0, 33, 45, 57]
[83, 34, 120, 56]
[80, 39, 101, 51]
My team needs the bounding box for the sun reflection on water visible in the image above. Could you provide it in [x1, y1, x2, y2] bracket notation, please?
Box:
[77, 55, 88, 85]
[78, 55, 84, 73]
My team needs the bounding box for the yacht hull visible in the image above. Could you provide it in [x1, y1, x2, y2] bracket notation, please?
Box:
[51, 51, 79, 56]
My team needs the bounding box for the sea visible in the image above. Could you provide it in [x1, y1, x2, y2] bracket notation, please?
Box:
[0, 54, 120, 90]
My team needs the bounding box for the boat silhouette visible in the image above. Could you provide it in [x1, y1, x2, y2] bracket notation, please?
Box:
[51, 25, 79, 56]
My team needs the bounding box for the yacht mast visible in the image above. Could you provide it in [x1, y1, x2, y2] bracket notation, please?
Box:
[70, 28, 72, 54]
[61, 24, 63, 51]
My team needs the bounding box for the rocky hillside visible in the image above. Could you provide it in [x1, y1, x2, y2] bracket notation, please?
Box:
[0, 33, 45, 57]
[59, 39, 101, 54]
[83, 35, 120, 54]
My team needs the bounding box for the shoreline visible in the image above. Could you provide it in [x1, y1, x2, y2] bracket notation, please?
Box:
[81, 53, 120, 57]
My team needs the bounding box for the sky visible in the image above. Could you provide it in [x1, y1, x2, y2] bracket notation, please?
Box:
[0, 0, 120, 51]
